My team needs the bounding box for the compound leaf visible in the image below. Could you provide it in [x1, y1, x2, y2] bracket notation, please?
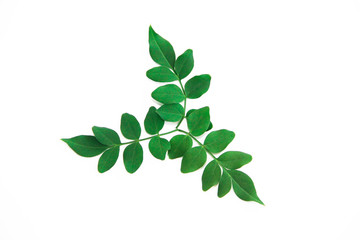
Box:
[151, 84, 185, 104]
[217, 170, 232, 198]
[149, 26, 175, 68]
[62, 135, 108, 157]
[92, 126, 120, 146]
[146, 66, 178, 82]
[98, 146, 120, 173]
[156, 103, 184, 122]
[186, 106, 210, 136]
[168, 134, 193, 159]
[218, 151, 252, 169]
[181, 146, 207, 173]
[121, 113, 141, 140]
[185, 74, 211, 99]
[228, 170, 264, 205]
[175, 49, 194, 80]
[202, 160, 221, 191]
[148, 136, 171, 160]
[144, 106, 164, 135]
[204, 129, 235, 153]
[123, 142, 143, 173]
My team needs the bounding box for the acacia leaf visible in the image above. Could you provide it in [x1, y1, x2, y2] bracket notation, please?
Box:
[184, 74, 211, 99]
[98, 146, 120, 173]
[148, 136, 171, 160]
[175, 49, 194, 80]
[156, 103, 184, 122]
[121, 113, 141, 140]
[202, 160, 221, 191]
[218, 151, 252, 169]
[144, 106, 164, 135]
[149, 26, 175, 68]
[92, 126, 120, 146]
[186, 107, 210, 136]
[151, 84, 185, 104]
[181, 146, 207, 173]
[146, 66, 178, 82]
[62, 135, 108, 157]
[123, 142, 143, 173]
[204, 129, 235, 153]
[168, 134, 193, 159]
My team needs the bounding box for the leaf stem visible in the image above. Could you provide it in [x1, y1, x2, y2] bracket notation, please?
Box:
[119, 129, 178, 146]
[175, 77, 187, 128]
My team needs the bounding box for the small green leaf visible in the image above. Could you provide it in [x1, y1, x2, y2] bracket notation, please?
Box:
[121, 113, 141, 140]
[149, 26, 175, 68]
[181, 146, 207, 173]
[187, 109, 213, 131]
[62, 136, 108, 157]
[175, 49, 194, 80]
[207, 122, 213, 131]
[156, 103, 184, 122]
[92, 126, 120, 146]
[98, 146, 120, 173]
[123, 142, 143, 173]
[184, 74, 211, 99]
[151, 84, 185, 104]
[202, 160, 221, 191]
[148, 136, 171, 160]
[228, 170, 264, 205]
[168, 134, 193, 159]
[186, 106, 210, 136]
[217, 170, 231, 198]
[218, 151, 252, 169]
[204, 129, 235, 153]
[144, 106, 164, 135]
[146, 66, 178, 82]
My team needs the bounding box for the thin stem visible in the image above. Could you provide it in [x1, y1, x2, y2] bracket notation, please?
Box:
[175, 77, 187, 129]
[119, 129, 178, 146]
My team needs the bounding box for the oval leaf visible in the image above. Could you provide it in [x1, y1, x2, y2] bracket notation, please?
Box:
[146, 66, 178, 82]
[168, 134, 193, 159]
[217, 170, 232, 198]
[123, 142, 143, 173]
[151, 84, 185, 104]
[92, 126, 121, 146]
[149, 26, 175, 68]
[181, 146, 207, 173]
[202, 160, 221, 191]
[144, 106, 164, 135]
[98, 146, 120, 173]
[184, 74, 211, 99]
[204, 129, 235, 153]
[62, 135, 108, 157]
[186, 106, 210, 136]
[175, 49, 194, 80]
[121, 113, 141, 140]
[156, 103, 184, 122]
[148, 136, 171, 160]
[228, 170, 264, 205]
[218, 151, 252, 169]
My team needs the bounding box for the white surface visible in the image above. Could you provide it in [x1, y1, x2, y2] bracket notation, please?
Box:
[1, 0, 360, 239]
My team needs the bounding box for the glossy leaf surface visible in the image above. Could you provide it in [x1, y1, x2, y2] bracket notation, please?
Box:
[92, 126, 120, 146]
[218, 151, 252, 169]
[217, 170, 232, 198]
[156, 103, 184, 122]
[146, 66, 178, 82]
[175, 49, 194, 80]
[181, 146, 207, 173]
[149, 26, 175, 68]
[151, 84, 185, 104]
[204, 129, 235, 153]
[98, 146, 120, 173]
[123, 142, 143, 173]
[148, 136, 171, 160]
[121, 113, 141, 140]
[186, 107, 210, 136]
[62, 136, 108, 157]
[144, 106, 164, 135]
[184, 74, 211, 99]
[202, 160, 221, 191]
[168, 134, 193, 159]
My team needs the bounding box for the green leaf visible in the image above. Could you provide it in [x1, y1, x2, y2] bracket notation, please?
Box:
[175, 49, 194, 80]
[204, 129, 235, 153]
[228, 170, 264, 205]
[144, 106, 164, 135]
[202, 160, 221, 191]
[151, 84, 185, 104]
[168, 134, 193, 159]
[207, 122, 213, 131]
[123, 142, 143, 173]
[121, 113, 141, 140]
[181, 146, 207, 173]
[92, 126, 120, 146]
[146, 66, 178, 82]
[218, 151, 252, 169]
[149, 26, 175, 68]
[148, 136, 171, 160]
[184, 74, 211, 99]
[98, 146, 120, 173]
[217, 170, 231, 198]
[186, 106, 210, 136]
[62, 135, 108, 157]
[156, 103, 184, 122]
[187, 109, 213, 131]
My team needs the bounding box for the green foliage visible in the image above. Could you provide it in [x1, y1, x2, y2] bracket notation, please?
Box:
[62, 26, 263, 205]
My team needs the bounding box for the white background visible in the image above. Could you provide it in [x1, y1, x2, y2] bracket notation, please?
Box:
[1, 0, 360, 239]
